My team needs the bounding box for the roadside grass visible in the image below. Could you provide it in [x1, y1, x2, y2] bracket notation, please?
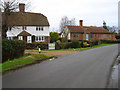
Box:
[25, 43, 118, 52]
[1, 53, 51, 73]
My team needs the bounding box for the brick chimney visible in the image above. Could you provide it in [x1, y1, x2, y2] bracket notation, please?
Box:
[19, 3, 25, 13]
[79, 20, 83, 26]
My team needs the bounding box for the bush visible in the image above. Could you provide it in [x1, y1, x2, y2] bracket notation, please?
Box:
[55, 40, 81, 49]
[83, 42, 90, 47]
[70, 40, 81, 48]
[2, 39, 26, 62]
[36, 43, 48, 50]
[100, 40, 120, 44]
[26, 43, 35, 49]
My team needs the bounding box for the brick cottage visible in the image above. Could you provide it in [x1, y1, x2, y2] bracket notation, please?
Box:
[60, 20, 115, 41]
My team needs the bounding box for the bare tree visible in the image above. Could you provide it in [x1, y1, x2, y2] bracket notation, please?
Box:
[59, 16, 76, 32]
[107, 26, 118, 34]
[0, 0, 31, 39]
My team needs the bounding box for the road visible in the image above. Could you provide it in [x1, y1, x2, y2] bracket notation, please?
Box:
[3, 45, 118, 88]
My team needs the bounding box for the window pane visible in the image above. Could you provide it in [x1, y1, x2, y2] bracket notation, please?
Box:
[39, 27, 41, 30]
[36, 27, 38, 31]
[36, 36, 38, 41]
[41, 27, 43, 31]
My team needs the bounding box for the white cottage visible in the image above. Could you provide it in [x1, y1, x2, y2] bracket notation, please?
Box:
[2, 3, 50, 43]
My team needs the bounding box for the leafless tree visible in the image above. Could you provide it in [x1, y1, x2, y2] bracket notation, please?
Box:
[0, 0, 31, 39]
[107, 26, 118, 34]
[59, 16, 76, 32]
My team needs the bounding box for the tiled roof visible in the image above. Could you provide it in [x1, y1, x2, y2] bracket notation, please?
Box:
[86, 27, 112, 34]
[2, 12, 50, 26]
[67, 26, 85, 33]
[66, 25, 112, 34]
[18, 30, 31, 36]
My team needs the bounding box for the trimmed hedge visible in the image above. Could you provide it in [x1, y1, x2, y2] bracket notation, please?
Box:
[100, 40, 120, 44]
[2, 39, 26, 62]
[55, 39, 120, 50]
[26, 42, 48, 50]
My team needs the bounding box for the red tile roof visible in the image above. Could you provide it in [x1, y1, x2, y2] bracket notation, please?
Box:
[67, 26, 84, 33]
[66, 25, 112, 34]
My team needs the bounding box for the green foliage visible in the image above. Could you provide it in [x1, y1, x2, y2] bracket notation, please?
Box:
[2, 39, 26, 62]
[100, 40, 120, 44]
[1, 54, 51, 72]
[36, 43, 48, 50]
[50, 32, 59, 43]
[70, 40, 81, 48]
[115, 34, 120, 39]
[55, 40, 81, 49]
[103, 21, 109, 31]
[26, 43, 48, 50]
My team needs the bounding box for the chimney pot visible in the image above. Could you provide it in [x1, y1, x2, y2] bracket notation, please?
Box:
[19, 3, 25, 13]
[80, 20, 83, 26]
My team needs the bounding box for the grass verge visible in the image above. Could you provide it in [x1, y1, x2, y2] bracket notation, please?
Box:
[25, 43, 118, 52]
[1, 53, 51, 73]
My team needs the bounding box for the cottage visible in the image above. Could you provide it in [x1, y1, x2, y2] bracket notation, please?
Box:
[2, 3, 50, 43]
[60, 20, 115, 41]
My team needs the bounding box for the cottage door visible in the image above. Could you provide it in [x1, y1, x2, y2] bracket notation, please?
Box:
[86, 34, 89, 41]
[23, 36, 27, 42]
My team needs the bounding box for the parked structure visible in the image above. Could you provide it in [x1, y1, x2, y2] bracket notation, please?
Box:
[2, 3, 50, 43]
[60, 20, 115, 41]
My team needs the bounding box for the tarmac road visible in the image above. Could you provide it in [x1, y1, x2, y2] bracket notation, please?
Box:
[2, 45, 119, 88]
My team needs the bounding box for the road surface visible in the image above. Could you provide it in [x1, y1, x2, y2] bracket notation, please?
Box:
[3, 45, 118, 88]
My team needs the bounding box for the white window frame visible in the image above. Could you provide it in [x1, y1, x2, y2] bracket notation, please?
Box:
[8, 37, 13, 40]
[18, 36, 23, 40]
[35, 36, 45, 42]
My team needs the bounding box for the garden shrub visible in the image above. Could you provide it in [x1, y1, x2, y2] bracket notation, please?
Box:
[100, 40, 120, 44]
[36, 43, 48, 50]
[2, 39, 26, 62]
[26, 43, 35, 49]
[70, 40, 81, 48]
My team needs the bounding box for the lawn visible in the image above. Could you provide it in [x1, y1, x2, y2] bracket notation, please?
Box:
[1, 53, 51, 72]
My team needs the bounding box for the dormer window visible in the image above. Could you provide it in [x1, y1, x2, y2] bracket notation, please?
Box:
[36, 27, 38, 31]
[9, 27, 12, 31]
[22, 26, 27, 30]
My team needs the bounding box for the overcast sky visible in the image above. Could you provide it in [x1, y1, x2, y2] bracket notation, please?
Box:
[29, 0, 119, 32]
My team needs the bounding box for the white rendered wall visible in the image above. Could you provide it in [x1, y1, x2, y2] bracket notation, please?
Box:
[67, 32, 71, 40]
[7, 26, 50, 37]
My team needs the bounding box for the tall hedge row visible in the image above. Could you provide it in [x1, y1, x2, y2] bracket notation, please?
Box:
[2, 39, 26, 62]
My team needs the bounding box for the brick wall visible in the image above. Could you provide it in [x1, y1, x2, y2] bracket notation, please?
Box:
[70, 32, 84, 40]
[70, 32, 115, 41]
[45, 36, 50, 43]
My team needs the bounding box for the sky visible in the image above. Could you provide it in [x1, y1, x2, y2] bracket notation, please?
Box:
[29, 0, 119, 32]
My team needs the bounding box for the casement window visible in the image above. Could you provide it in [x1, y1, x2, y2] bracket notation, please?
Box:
[106, 34, 109, 38]
[8, 37, 12, 40]
[90, 34, 94, 38]
[36, 27, 44, 31]
[99, 34, 103, 38]
[74, 34, 79, 38]
[35, 36, 44, 42]
[22, 26, 27, 30]
[18, 36, 23, 40]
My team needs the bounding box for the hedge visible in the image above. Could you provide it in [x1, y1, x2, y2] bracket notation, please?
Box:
[55, 39, 120, 50]
[2, 39, 26, 62]
[26, 42, 48, 50]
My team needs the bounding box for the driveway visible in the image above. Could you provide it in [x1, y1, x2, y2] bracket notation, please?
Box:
[3, 45, 119, 88]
